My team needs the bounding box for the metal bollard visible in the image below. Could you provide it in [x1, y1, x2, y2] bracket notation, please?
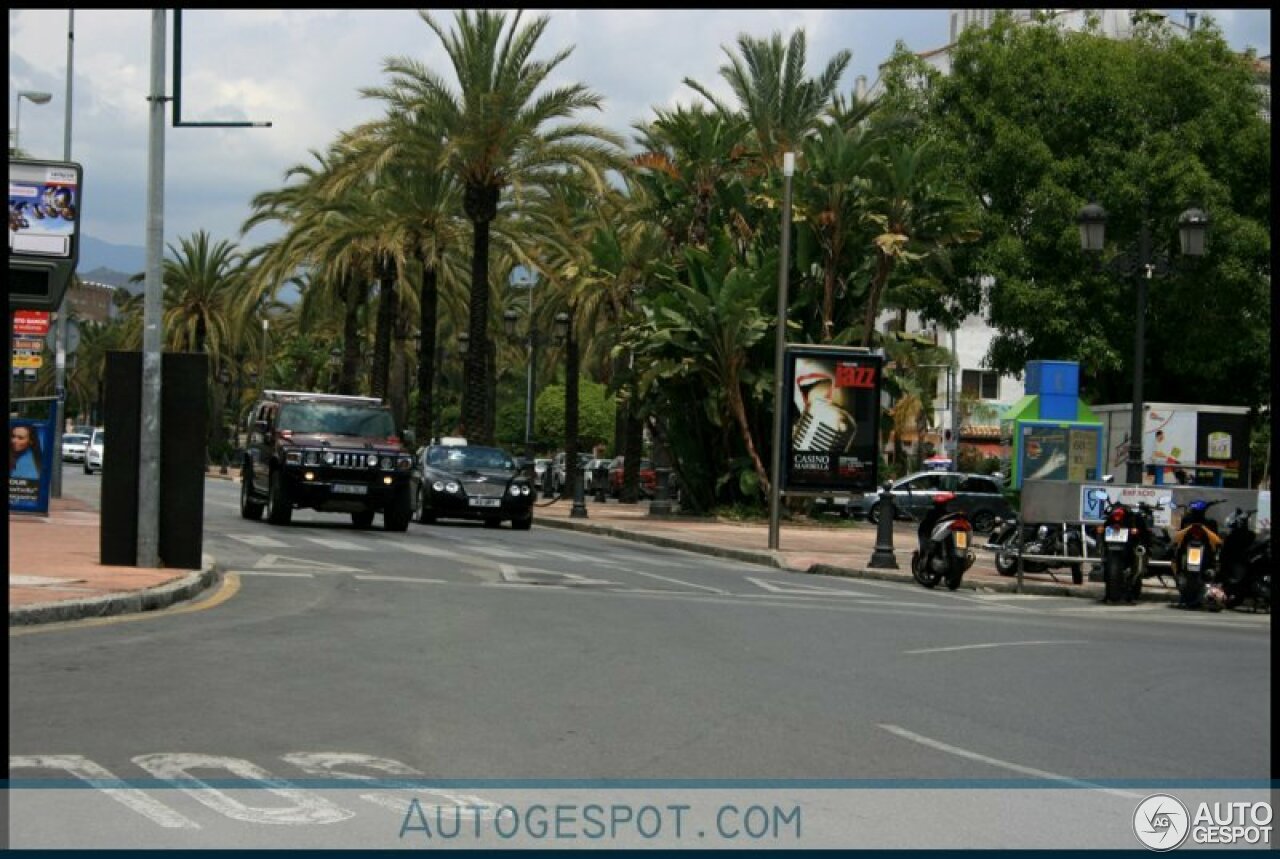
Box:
[867, 482, 899, 569]
[570, 470, 589, 518]
[649, 467, 673, 517]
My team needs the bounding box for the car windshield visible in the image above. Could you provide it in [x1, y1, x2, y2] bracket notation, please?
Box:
[65, 435, 88, 444]
[429, 446, 514, 470]
[277, 402, 394, 437]
[93, 433, 105, 445]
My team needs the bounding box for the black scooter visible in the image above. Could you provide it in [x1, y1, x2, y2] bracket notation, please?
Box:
[911, 492, 976, 591]
[1218, 508, 1271, 612]
[987, 517, 1092, 584]
[1091, 489, 1164, 604]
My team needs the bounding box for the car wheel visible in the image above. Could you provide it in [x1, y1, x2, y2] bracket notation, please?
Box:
[84, 463, 92, 474]
[415, 487, 435, 524]
[970, 510, 996, 534]
[266, 469, 292, 525]
[383, 484, 412, 532]
[512, 512, 533, 531]
[866, 502, 881, 525]
[351, 510, 375, 528]
[240, 469, 264, 521]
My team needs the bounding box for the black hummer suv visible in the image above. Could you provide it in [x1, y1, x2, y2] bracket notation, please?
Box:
[239, 390, 416, 531]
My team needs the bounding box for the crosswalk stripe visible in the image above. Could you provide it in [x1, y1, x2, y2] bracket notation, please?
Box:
[302, 537, 371, 551]
[227, 534, 291, 548]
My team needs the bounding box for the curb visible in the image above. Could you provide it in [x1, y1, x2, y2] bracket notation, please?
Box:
[8, 554, 223, 627]
[535, 517, 1180, 604]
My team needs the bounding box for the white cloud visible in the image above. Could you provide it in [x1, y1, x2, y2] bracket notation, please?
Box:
[8, 8, 1271, 255]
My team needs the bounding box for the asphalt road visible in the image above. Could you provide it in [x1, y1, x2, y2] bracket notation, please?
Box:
[8, 469, 1271, 848]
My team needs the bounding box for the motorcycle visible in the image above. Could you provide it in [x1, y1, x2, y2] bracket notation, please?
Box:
[1090, 489, 1165, 605]
[911, 492, 976, 591]
[1217, 507, 1271, 612]
[988, 517, 1094, 585]
[1171, 498, 1227, 610]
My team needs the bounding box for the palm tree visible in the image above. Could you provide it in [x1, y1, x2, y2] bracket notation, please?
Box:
[372, 8, 624, 442]
[683, 28, 850, 163]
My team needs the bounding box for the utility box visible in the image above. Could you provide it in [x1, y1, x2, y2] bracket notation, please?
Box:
[1093, 402, 1252, 488]
[100, 352, 208, 569]
[8, 159, 84, 311]
[1025, 360, 1080, 397]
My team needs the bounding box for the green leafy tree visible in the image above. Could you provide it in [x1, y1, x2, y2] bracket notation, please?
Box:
[897, 12, 1270, 409]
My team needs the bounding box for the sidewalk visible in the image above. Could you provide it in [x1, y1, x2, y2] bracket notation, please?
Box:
[8, 491, 218, 627]
[9, 471, 1177, 628]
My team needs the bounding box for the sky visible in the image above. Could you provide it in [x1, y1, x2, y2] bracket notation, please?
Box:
[8, 8, 1272, 258]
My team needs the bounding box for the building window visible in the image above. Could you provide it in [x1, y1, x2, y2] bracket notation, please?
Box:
[962, 369, 999, 400]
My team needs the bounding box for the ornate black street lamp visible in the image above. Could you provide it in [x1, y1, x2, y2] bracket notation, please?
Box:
[1077, 199, 1209, 484]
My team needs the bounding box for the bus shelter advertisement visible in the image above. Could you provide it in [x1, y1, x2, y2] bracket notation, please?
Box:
[783, 345, 882, 494]
[9, 416, 54, 514]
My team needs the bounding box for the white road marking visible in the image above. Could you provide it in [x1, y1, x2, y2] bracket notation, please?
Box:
[498, 563, 615, 587]
[876, 725, 1143, 799]
[227, 534, 291, 548]
[231, 570, 316, 578]
[354, 575, 449, 585]
[280, 753, 496, 819]
[904, 640, 1088, 655]
[747, 576, 882, 598]
[394, 542, 458, 558]
[132, 753, 353, 825]
[9, 755, 199, 828]
[254, 554, 365, 573]
[471, 545, 527, 559]
[536, 549, 624, 566]
[302, 537, 370, 552]
[617, 568, 728, 594]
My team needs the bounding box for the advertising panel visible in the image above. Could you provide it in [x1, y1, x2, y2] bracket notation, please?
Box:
[1015, 422, 1102, 488]
[9, 163, 79, 259]
[1079, 484, 1174, 527]
[782, 345, 882, 494]
[9, 416, 54, 514]
[1194, 411, 1251, 488]
[1144, 406, 1197, 484]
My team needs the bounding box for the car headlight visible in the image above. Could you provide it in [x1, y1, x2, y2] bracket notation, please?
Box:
[305, 451, 320, 466]
[509, 485, 522, 497]
[445, 481, 460, 493]
[366, 453, 379, 467]
[432, 481, 445, 492]
[380, 456, 393, 470]
[285, 451, 302, 464]
[397, 456, 413, 471]
[520, 485, 531, 496]
[324, 451, 336, 465]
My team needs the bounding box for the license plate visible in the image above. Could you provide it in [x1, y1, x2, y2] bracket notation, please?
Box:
[1187, 546, 1202, 570]
[1105, 526, 1128, 544]
[332, 484, 368, 495]
[832, 497, 850, 505]
[953, 531, 968, 550]
[469, 497, 500, 508]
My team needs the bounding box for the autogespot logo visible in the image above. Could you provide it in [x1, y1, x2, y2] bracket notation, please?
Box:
[1134, 794, 1190, 851]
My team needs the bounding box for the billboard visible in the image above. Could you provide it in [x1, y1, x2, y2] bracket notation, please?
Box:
[782, 345, 882, 493]
[9, 416, 55, 514]
[9, 158, 83, 311]
[1015, 422, 1102, 488]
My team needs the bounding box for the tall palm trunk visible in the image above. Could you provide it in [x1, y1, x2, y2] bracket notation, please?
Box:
[340, 274, 366, 394]
[861, 253, 894, 347]
[726, 366, 771, 495]
[415, 258, 439, 444]
[463, 183, 499, 442]
[371, 256, 396, 401]
[565, 310, 580, 497]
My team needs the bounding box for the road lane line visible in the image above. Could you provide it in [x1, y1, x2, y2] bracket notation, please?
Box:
[876, 724, 1143, 799]
[302, 537, 370, 552]
[232, 570, 317, 578]
[615, 568, 728, 594]
[904, 640, 1087, 655]
[354, 575, 449, 584]
[747, 576, 883, 598]
[471, 546, 526, 559]
[394, 543, 458, 559]
[227, 534, 291, 548]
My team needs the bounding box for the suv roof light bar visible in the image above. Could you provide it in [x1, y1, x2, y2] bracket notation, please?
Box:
[262, 389, 383, 406]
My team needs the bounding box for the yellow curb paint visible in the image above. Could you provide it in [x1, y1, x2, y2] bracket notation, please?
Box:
[9, 573, 241, 636]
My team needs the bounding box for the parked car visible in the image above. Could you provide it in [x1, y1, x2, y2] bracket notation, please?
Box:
[416, 441, 534, 530]
[552, 451, 594, 494]
[533, 458, 552, 490]
[583, 457, 612, 492]
[62, 433, 90, 463]
[845, 471, 1011, 533]
[83, 428, 105, 474]
[608, 455, 657, 499]
[238, 390, 416, 530]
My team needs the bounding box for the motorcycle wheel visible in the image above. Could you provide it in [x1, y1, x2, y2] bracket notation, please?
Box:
[1103, 555, 1126, 604]
[911, 551, 940, 589]
[1127, 575, 1143, 604]
[1071, 564, 1084, 586]
[995, 549, 1018, 577]
[945, 563, 964, 591]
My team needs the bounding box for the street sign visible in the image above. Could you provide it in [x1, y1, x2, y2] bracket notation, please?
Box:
[13, 310, 51, 336]
[13, 337, 44, 352]
[13, 352, 43, 369]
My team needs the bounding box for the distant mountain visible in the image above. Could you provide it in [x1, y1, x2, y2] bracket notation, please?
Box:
[79, 266, 139, 292]
[78, 234, 146, 277]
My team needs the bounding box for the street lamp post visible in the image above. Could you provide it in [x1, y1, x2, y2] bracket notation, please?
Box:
[503, 270, 539, 459]
[768, 152, 796, 551]
[13, 89, 52, 154]
[1077, 199, 1209, 484]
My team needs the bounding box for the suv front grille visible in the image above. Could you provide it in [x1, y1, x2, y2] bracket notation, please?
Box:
[325, 451, 371, 469]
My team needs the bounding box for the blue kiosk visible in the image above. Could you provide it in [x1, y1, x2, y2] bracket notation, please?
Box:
[1000, 361, 1105, 489]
